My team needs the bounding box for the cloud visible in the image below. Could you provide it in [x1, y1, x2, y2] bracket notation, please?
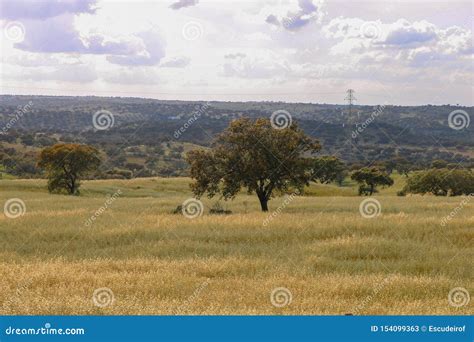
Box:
[3, 54, 63, 67]
[265, 0, 323, 31]
[4, 0, 165, 67]
[222, 53, 290, 79]
[160, 56, 190, 68]
[11, 14, 165, 66]
[106, 29, 166, 66]
[324, 17, 366, 39]
[324, 17, 473, 62]
[14, 15, 147, 58]
[405, 47, 453, 67]
[0, 0, 96, 20]
[169, 0, 199, 10]
[85, 35, 143, 55]
[265, 14, 280, 26]
[15, 14, 87, 53]
[377, 20, 437, 47]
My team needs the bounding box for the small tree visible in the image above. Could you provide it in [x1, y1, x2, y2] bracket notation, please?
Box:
[311, 156, 346, 184]
[351, 167, 394, 195]
[186, 118, 320, 211]
[38, 144, 101, 195]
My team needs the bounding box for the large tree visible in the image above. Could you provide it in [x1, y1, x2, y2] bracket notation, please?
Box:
[351, 167, 394, 195]
[38, 144, 101, 195]
[186, 118, 321, 211]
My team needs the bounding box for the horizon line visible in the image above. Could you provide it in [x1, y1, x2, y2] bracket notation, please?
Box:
[1, 93, 473, 108]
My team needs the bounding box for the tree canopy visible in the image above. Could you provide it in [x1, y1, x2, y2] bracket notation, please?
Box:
[38, 144, 101, 195]
[186, 118, 321, 211]
[351, 167, 394, 195]
[402, 168, 474, 196]
[311, 156, 346, 184]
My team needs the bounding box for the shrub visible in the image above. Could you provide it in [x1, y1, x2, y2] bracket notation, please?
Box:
[403, 168, 474, 196]
[209, 202, 232, 215]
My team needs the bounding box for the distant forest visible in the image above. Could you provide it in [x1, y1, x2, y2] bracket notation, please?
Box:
[0, 95, 472, 179]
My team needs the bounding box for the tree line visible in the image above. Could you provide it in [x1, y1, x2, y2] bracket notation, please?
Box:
[31, 118, 473, 212]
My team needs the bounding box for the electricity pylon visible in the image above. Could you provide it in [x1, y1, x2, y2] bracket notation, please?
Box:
[345, 89, 356, 117]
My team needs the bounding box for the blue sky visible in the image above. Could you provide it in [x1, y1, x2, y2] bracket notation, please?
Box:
[0, 0, 472, 105]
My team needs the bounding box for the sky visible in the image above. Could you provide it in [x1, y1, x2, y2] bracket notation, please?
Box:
[0, 0, 473, 105]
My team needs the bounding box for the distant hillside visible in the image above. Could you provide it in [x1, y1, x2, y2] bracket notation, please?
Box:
[0, 95, 472, 178]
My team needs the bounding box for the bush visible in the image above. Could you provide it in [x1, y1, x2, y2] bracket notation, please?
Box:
[172, 205, 183, 214]
[209, 202, 232, 215]
[403, 168, 474, 196]
[397, 190, 406, 196]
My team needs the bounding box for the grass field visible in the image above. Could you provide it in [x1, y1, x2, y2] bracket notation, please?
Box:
[0, 177, 472, 315]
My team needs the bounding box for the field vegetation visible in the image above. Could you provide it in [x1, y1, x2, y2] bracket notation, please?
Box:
[0, 176, 472, 315]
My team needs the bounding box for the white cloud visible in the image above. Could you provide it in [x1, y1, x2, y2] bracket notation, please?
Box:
[324, 17, 473, 68]
[263, 0, 324, 31]
[160, 56, 190, 68]
[106, 29, 166, 66]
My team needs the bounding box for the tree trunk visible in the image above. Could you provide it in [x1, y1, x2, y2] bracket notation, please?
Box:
[256, 190, 269, 212]
[67, 181, 74, 195]
[71, 181, 77, 195]
[70, 174, 78, 195]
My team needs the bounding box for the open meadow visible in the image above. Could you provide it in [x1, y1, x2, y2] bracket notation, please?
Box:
[0, 176, 472, 315]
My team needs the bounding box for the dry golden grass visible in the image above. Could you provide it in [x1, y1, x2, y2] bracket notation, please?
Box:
[0, 177, 472, 315]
